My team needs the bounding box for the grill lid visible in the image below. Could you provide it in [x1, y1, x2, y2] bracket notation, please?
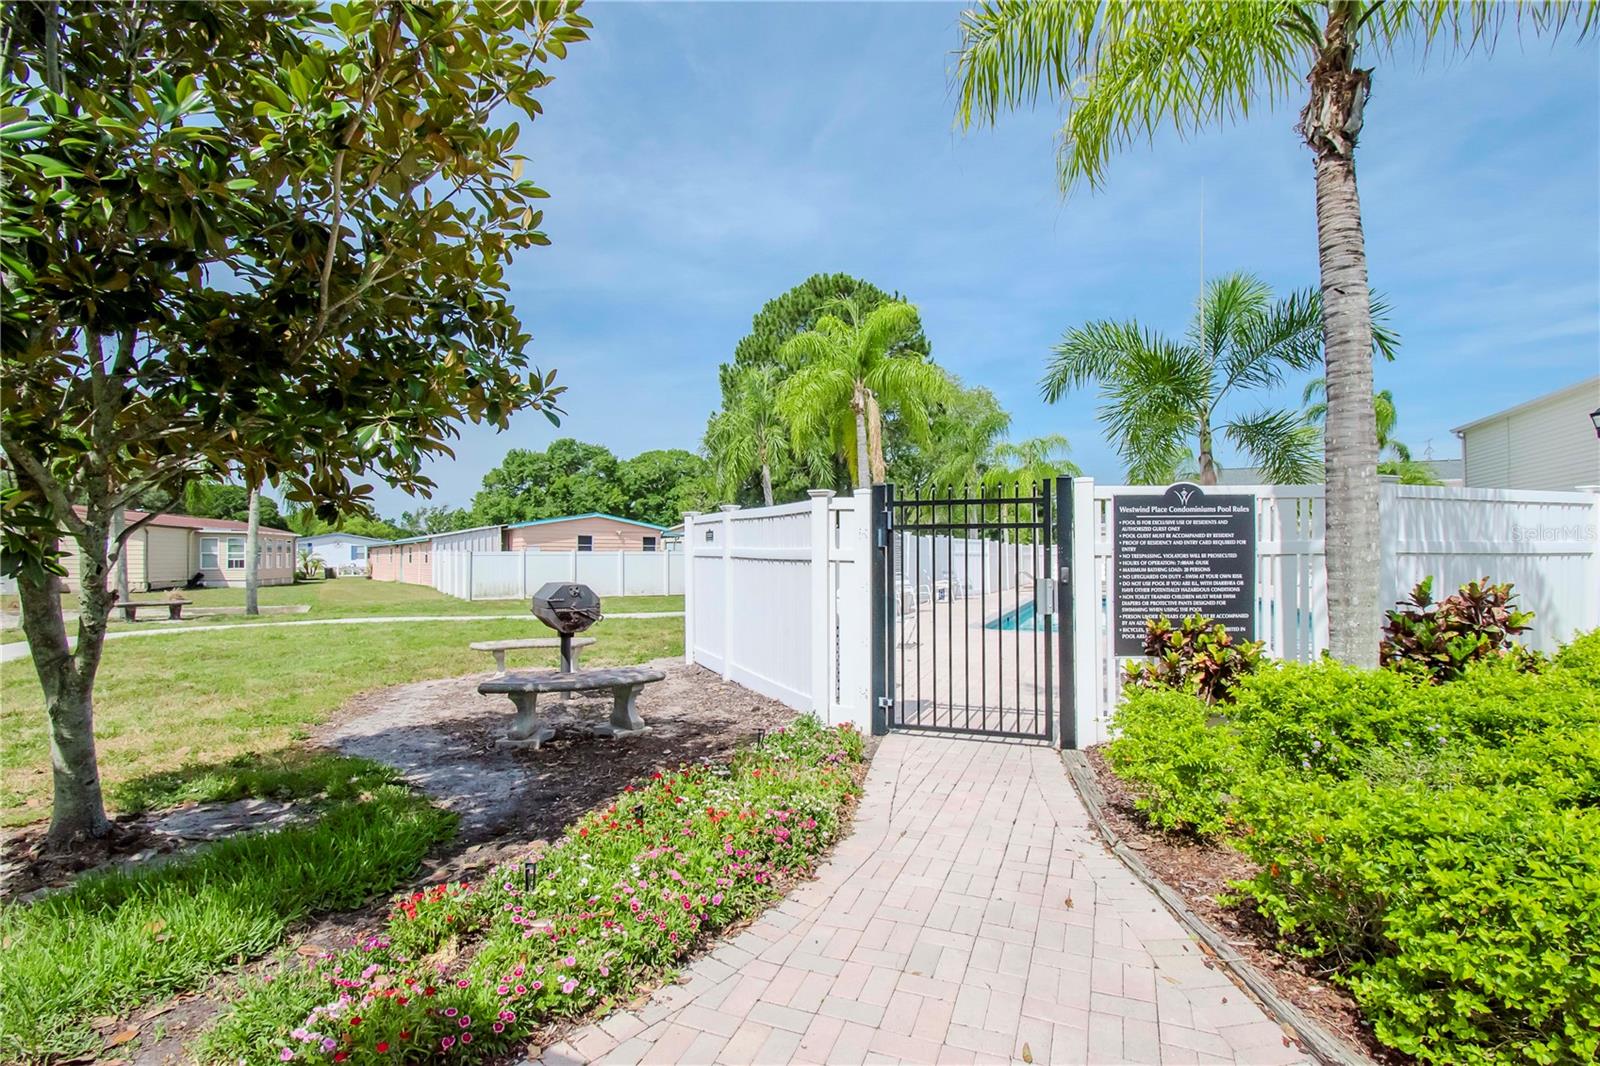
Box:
[530, 582, 603, 634]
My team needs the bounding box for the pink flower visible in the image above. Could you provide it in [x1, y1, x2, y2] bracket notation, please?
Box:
[562, 955, 576, 967]
[561, 979, 578, 994]
[441, 1036, 455, 1050]
[445, 1008, 458, 1018]
[461, 1033, 473, 1044]
[279, 1051, 295, 1062]
[493, 1022, 505, 1033]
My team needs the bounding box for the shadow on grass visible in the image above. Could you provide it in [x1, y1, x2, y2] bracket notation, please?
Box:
[111, 748, 399, 816]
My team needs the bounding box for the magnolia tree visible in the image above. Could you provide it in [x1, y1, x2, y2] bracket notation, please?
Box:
[0, 0, 589, 847]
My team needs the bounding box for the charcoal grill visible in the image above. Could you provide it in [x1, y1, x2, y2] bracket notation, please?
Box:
[531, 582, 603, 672]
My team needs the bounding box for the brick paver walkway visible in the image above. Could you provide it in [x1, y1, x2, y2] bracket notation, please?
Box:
[528, 734, 1309, 1065]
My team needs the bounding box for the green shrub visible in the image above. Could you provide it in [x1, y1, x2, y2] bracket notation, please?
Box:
[1228, 659, 1421, 777]
[1232, 777, 1600, 1066]
[1106, 688, 1242, 836]
[1551, 628, 1600, 687]
[1122, 614, 1264, 705]
[1379, 576, 1540, 683]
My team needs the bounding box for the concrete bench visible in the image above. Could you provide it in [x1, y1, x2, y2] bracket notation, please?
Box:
[120, 598, 191, 622]
[477, 666, 666, 750]
[469, 636, 596, 675]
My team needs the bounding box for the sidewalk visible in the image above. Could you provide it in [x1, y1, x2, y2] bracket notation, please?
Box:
[0, 612, 684, 663]
[527, 733, 1308, 1065]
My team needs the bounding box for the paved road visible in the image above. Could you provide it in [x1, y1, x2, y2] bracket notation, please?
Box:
[529, 734, 1307, 1066]
[0, 612, 684, 663]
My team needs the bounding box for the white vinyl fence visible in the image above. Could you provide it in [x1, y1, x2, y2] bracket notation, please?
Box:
[682, 492, 873, 731]
[1080, 482, 1600, 746]
[432, 549, 683, 601]
[685, 481, 1598, 749]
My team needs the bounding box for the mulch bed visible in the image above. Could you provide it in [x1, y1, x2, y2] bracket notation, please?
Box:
[1085, 745, 1407, 1066]
[10, 663, 873, 1064]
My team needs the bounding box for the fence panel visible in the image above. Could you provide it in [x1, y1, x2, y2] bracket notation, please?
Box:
[432, 549, 684, 601]
[1082, 480, 1599, 742]
[684, 496, 871, 730]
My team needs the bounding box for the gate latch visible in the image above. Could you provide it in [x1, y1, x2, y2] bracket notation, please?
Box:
[1035, 577, 1057, 616]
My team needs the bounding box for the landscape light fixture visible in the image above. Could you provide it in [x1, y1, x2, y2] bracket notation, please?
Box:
[523, 860, 538, 892]
[1590, 406, 1600, 439]
[756, 728, 765, 750]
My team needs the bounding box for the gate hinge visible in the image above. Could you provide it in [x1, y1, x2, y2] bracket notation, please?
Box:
[876, 696, 893, 710]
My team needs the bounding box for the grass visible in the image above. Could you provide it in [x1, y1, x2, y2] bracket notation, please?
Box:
[199, 718, 865, 1065]
[0, 615, 682, 824]
[0, 579, 683, 643]
[0, 786, 456, 1062]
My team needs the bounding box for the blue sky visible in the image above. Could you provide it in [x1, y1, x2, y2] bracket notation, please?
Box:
[372, 2, 1600, 516]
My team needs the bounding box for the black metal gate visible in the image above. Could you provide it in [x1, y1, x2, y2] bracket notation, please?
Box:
[869, 479, 1075, 744]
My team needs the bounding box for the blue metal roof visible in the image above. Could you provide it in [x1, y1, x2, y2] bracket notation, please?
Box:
[504, 512, 668, 532]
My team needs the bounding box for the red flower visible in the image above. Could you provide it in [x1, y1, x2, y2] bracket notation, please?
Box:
[333, 1055, 348, 1063]
[399, 1031, 412, 1041]
[376, 1042, 390, 1053]
[349, 1017, 362, 1026]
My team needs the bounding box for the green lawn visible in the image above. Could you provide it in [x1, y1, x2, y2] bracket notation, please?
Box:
[0, 579, 682, 642]
[0, 615, 682, 824]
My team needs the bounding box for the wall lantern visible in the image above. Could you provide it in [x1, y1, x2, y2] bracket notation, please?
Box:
[1590, 407, 1600, 439]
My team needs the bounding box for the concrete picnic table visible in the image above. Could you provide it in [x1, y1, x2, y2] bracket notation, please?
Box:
[469, 636, 595, 675]
[477, 666, 666, 750]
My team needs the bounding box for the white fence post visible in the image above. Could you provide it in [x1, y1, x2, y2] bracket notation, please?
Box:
[719, 504, 739, 681]
[682, 512, 699, 664]
[1070, 477, 1099, 747]
[808, 490, 835, 716]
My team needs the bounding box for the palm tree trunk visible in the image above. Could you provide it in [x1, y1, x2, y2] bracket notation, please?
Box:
[1196, 418, 1217, 485]
[759, 463, 774, 507]
[852, 384, 871, 492]
[244, 485, 261, 616]
[1304, 4, 1381, 666]
[864, 391, 887, 484]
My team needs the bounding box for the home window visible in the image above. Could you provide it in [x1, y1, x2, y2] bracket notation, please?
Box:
[351, 545, 367, 562]
[200, 537, 219, 570]
[577, 535, 593, 552]
[226, 536, 246, 570]
[642, 536, 657, 552]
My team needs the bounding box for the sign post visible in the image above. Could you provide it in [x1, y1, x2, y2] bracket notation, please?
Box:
[1112, 483, 1256, 654]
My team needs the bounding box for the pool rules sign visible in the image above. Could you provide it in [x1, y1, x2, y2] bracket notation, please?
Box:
[1113, 483, 1257, 655]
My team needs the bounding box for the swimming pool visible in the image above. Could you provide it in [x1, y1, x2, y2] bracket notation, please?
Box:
[986, 600, 1045, 631]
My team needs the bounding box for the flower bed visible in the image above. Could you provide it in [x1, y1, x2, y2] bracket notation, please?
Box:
[1103, 630, 1600, 1066]
[201, 716, 866, 1064]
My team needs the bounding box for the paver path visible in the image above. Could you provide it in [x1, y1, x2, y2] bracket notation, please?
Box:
[529, 734, 1309, 1066]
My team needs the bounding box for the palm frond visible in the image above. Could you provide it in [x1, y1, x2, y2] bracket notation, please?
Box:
[1226, 408, 1323, 484]
[1220, 285, 1324, 395]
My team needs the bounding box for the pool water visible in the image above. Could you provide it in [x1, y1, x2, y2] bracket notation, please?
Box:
[986, 600, 1044, 631]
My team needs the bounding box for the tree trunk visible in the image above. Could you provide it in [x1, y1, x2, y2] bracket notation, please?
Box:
[759, 462, 774, 507]
[1196, 417, 1217, 485]
[244, 485, 261, 615]
[864, 391, 887, 484]
[111, 507, 130, 603]
[18, 547, 112, 848]
[851, 385, 871, 492]
[1303, 4, 1381, 666]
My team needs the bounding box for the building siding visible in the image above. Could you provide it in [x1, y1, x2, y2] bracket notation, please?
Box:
[1460, 379, 1600, 491]
[504, 516, 664, 553]
[369, 542, 432, 585]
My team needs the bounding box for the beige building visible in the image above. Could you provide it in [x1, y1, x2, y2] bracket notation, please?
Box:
[61, 510, 298, 593]
[503, 513, 668, 553]
[1453, 377, 1600, 491]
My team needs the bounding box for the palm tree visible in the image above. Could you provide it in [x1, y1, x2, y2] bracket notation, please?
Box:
[1303, 381, 1441, 485]
[1045, 273, 1328, 485]
[777, 297, 953, 491]
[919, 384, 1013, 490]
[986, 434, 1082, 493]
[704, 365, 827, 506]
[954, 2, 1594, 664]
